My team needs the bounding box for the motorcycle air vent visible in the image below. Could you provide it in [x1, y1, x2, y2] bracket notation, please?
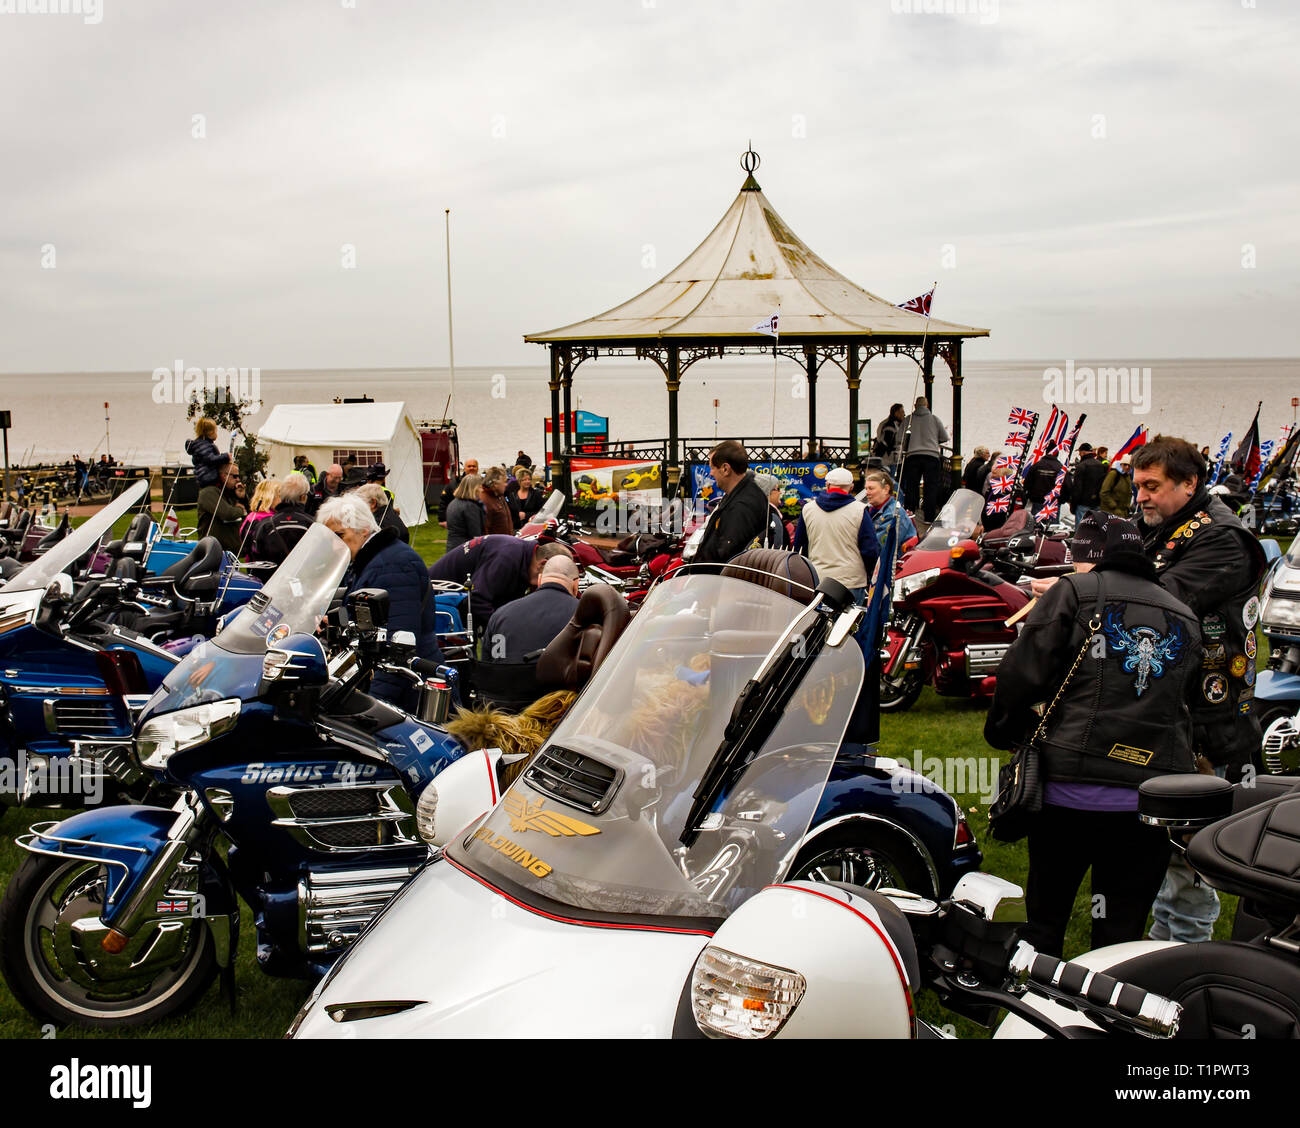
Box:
[523, 745, 622, 815]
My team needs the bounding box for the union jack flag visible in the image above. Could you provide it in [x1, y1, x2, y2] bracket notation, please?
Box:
[994, 454, 1013, 470]
[1008, 407, 1035, 428]
[897, 288, 934, 316]
[156, 899, 190, 915]
[985, 495, 1011, 514]
[990, 475, 1013, 494]
[1006, 431, 1029, 448]
[1038, 499, 1059, 520]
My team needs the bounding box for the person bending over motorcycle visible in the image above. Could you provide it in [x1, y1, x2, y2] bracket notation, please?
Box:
[985, 512, 1201, 957]
[482, 555, 580, 663]
[319, 494, 442, 710]
[428, 534, 575, 636]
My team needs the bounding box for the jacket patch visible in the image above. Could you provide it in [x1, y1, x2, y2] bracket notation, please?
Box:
[1202, 673, 1228, 704]
[1107, 743, 1154, 766]
[1101, 604, 1188, 698]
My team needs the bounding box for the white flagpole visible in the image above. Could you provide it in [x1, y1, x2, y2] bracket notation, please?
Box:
[444, 208, 456, 419]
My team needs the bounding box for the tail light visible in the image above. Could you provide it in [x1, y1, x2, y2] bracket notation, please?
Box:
[96, 649, 149, 696]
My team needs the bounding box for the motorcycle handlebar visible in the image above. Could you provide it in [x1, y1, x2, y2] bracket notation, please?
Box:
[1007, 941, 1181, 1039]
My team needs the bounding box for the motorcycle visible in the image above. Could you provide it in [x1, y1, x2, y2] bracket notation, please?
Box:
[289, 558, 989, 1037]
[996, 771, 1300, 1038]
[1250, 538, 1300, 747]
[0, 481, 183, 812]
[880, 489, 1031, 712]
[0, 523, 466, 1027]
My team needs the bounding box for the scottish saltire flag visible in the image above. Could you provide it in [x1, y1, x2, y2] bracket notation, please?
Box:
[751, 313, 779, 338]
[1250, 441, 1276, 491]
[1210, 432, 1233, 484]
[1113, 424, 1148, 460]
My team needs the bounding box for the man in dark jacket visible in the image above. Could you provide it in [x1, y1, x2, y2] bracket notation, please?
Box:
[307, 463, 343, 516]
[986, 512, 1201, 956]
[1066, 443, 1109, 522]
[483, 555, 580, 663]
[196, 460, 248, 555]
[1132, 435, 1268, 942]
[961, 446, 990, 493]
[1024, 443, 1063, 513]
[694, 441, 768, 565]
[253, 471, 316, 566]
[427, 534, 574, 633]
[319, 494, 441, 710]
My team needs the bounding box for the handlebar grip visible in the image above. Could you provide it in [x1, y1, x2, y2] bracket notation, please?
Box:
[411, 658, 443, 677]
[1009, 942, 1180, 1038]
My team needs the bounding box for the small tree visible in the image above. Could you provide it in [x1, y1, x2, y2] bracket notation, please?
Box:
[186, 384, 269, 484]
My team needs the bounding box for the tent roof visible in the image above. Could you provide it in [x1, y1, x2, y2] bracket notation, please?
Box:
[525, 169, 988, 344]
[259, 402, 412, 447]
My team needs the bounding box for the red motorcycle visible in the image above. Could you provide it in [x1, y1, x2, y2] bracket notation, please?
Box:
[880, 489, 1034, 712]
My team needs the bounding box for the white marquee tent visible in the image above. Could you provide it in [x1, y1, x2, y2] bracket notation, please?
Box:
[259, 401, 429, 526]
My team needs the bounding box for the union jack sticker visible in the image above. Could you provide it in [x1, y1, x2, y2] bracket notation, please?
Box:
[155, 899, 190, 915]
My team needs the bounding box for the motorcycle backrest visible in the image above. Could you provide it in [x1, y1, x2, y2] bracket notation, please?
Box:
[164, 537, 224, 600]
[536, 583, 630, 690]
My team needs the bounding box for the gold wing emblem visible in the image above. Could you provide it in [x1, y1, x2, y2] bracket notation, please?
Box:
[504, 793, 600, 837]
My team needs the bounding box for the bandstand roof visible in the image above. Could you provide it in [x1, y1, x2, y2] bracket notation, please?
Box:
[525, 158, 988, 345]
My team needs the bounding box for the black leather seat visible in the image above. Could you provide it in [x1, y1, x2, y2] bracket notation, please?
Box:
[1105, 942, 1300, 1039]
[34, 513, 70, 555]
[536, 584, 630, 691]
[163, 536, 224, 600]
[1186, 790, 1300, 915]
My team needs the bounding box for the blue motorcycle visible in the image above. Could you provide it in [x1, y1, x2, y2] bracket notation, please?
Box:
[0, 524, 465, 1028]
[0, 482, 183, 812]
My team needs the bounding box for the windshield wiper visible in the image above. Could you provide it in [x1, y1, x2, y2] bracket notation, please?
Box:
[679, 596, 829, 848]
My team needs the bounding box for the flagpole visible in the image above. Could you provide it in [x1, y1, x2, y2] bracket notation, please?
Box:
[896, 282, 936, 521]
[444, 208, 456, 420]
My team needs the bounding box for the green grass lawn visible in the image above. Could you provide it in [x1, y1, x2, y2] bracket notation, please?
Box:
[0, 509, 1245, 1038]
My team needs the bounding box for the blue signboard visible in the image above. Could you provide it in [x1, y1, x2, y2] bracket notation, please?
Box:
[690, 460, 837, 516]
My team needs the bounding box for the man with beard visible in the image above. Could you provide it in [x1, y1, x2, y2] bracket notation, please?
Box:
[1131, 434, 1266, 943]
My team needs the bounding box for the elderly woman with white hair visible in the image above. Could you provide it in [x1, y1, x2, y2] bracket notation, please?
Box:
[354, 481, 409, 544]
[318, 494, 441, 708]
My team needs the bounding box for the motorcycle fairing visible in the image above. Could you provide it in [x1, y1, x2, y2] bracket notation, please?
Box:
[291, 856, 710, 1038]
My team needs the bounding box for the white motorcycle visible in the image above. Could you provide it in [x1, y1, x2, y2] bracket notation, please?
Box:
[287, 563, 1223, 1040]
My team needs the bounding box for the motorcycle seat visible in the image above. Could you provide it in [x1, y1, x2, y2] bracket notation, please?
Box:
[1186, 790, 1300, 915]
[537, 583, 630, 691]
[0, 556, 22, 579]
[1104, 941, 1300, 1039]
[163, 536, 224, 600]
[721, 549, 818, 606]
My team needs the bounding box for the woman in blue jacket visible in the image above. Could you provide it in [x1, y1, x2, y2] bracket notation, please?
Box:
[318, 494, 441, 709]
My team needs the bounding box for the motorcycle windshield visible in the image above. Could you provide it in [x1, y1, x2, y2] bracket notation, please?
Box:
[448, 573, 865, 923]
[537, 489, 565, 523]
[144, 524, 350, 711]
[1, 479, 150, 592]
[917, 487, 985, 551]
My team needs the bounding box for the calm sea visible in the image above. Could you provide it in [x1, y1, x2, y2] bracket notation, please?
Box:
[0, 358, 1295, 468]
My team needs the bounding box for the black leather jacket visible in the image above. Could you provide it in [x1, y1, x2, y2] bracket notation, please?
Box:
[695, 471, 769, 565]
[1142, 490, 1267, 767]
[986, 565, 1201, 787]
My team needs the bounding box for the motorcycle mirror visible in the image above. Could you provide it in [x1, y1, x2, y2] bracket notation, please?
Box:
[950, 873, 1026, 923]
[814, 576, 854, 612]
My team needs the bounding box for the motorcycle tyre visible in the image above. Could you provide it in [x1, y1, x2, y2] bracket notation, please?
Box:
[787, 824, 932, 897]
[879, 670, 924, 713]
[0, 853, 218, 1030]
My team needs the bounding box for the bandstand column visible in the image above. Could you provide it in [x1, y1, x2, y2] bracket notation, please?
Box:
[548, 346, 563, 484]
[805, 345, 818, 452]
[847, 343, 861, 476]
[949, 340, 964, 475]
[666, 344, 681, 493]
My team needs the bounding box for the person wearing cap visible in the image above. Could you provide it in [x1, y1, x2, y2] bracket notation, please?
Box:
[482, 555, 581, 664]
[793, 467, 880, 603]
[366, 461, 396, 505]
[985, 511, 1201, 957]
[752, 472, 789, 549]
[1065, 442, 1108, 522]
[1099, 454, 1133, 517]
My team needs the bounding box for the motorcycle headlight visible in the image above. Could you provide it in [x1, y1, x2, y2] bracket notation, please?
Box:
[692, 946, 806, 1039]
[415, 783, 439, 845]
[893, 567, 941, 604]
[137, 699, 241, 770]
[1262, 596, 1300, 629]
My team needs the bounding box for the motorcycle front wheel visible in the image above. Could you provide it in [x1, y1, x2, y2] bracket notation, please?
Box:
[788, 826, 931, 896]
[0, 854, 217, 1029]
[879, 669, 924, 712]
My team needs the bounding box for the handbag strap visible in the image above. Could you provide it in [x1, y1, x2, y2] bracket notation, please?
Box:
[1030, 572, 1104, 743]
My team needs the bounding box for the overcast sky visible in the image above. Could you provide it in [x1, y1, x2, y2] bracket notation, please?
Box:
[2, 0, 1297, 373]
